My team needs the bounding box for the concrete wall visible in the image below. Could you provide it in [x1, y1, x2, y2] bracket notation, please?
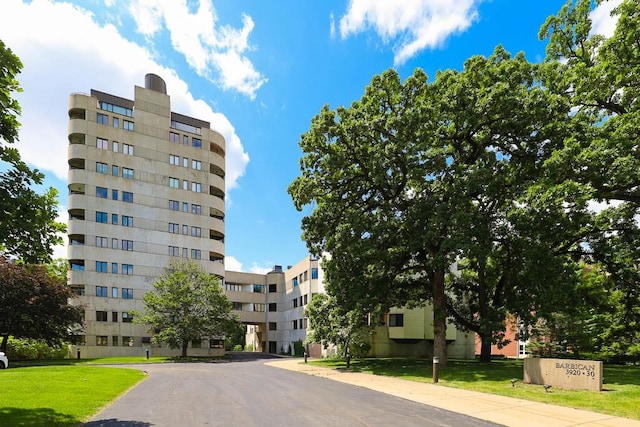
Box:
[524, 358, 603, 391]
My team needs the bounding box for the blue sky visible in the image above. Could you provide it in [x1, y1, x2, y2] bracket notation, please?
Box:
[0, 0, 620, 273]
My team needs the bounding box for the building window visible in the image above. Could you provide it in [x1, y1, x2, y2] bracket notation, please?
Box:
[191, 204, 201, 215]
[268, 303, 277, 312]
[97, 113, 109, 125]
[183, 180, 189, 191]
[113, 117, 119, 128]
[112, 335, 119, 346]
[191, 339, 201, 349]
[389, 314, 404, 327]
[122, 288, 133, 299]
[96, 162, 108, 174]
[122, 215, 133, 227]
[123, 120, 134, 131]
[192, 160, 202, 170]
[122, 264, 133, 275]
[191, 226, 201, 237]
[122, 168, 134, 179]
[96, 186, 108, 198]
[123, 143, 133, 155]
[183, 157, 189, 168]
[170, 131, 180, 143]
[169, 200, 179, 211]
[169, 154, 180, 165]
[122, 336, 133, 347]
[191, 249, 201, 260]
[304, 294, 308, 305]
[293, 320, 298, 330]
[112, 165, 119, 176]
[232, 302, 242, 310]
[96, 336, 108, 346]
[112, 238, 118, 250]
[169, 223, 179, 234]
[97, 137, 109, 149]
[292, 277, 298, 287]
[169, 246, 179, 256]
[121, 240, 133, 251]
[268, 284, 277, 293]
[311, 268, 318, 279]
[96, 211, 108, 223]
[192, 138, 202, 148]
[96, 236, 108, 248]
[112, 263, 118, 274]
[182, 225, 188, 235]
[122, 312, 133, 323]
[70, 262, 85, 271]
[96, 286, 108, 297]
[169, 177, 179, 188]
[111, 189, 118, 200]
[225, 283, 241, 292]
[293, 298, 298, 308]
[183, 135, 189, 145]
[183, 202, 189, 213]
[96, 262, 108, 273]
[254, 303, 265, 312]
[111, 214, 118, 225]
[112, 287, 118, 298]
[123, 191, 133, 203]
[99, 101, 133, 117]
[268, 322, 277, 331]
[182, 247, 188, 258]
[113, 141, 119, 152]
[191, 182, 201, 193]
[253, 285, 264, 293]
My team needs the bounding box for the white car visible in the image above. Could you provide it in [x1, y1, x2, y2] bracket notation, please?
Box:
[0, 352, 8, 369]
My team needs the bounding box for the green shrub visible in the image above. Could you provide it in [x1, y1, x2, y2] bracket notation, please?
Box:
[6, 338, 68, 360]
[233, 344, 243, 351]
[293, 340, 305, 357]
[245, 343, 254, 352]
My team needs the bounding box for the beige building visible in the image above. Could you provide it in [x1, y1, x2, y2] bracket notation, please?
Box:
[67, 74, 226, 357]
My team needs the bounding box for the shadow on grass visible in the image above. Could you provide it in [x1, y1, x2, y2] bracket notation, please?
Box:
[84, 418, 153, 426]
[0, 407, 80, 427]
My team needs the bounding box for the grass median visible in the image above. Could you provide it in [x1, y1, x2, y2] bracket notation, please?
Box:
[310, 358, 640, 420]
[0, 364, 146, 427]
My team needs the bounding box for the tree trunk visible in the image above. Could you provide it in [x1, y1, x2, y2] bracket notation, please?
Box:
[479, 335, 492, 363]
[0, 335, 7, 353]
[181, 341, 188, 357]
[432, 267, 448, 368]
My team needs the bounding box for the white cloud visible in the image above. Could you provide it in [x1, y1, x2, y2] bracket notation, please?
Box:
[128, 0, 266, 99]
[224, 255, 244, 272]
[590, 0, 623, 38]
[0, 0, 249, 192]
[338, 0, 480, 66]
[224, 256, 273, 274]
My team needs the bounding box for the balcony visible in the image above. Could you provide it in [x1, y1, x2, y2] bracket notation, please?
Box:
[68, 143, 86, 160]
[68, 119, 88, 140]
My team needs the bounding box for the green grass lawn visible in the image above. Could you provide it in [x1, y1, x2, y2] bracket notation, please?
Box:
[0, 365, 146, 426]
[312, 358, 640, 420]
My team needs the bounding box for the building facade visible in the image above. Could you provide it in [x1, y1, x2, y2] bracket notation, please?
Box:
[67, 74, 226, 357]
[66, 75, 473, 360]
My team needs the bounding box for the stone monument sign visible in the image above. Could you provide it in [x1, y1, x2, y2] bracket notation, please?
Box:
[524, 358, 603, 391]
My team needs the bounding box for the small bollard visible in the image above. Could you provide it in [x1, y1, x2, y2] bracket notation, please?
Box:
[145, 348, 149, 360]
[77, 348, 81, 360]
[304, 351, 308, 363]
[433, 356, 439, 383]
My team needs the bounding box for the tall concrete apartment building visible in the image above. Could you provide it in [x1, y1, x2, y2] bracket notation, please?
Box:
[67, 74, 226, 357]
[67, 75, 474, 359]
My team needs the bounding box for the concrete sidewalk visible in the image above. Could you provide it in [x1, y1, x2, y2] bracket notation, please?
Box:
[265, 359, 640, 427]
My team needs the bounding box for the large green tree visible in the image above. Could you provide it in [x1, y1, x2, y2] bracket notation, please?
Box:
[0, 257, 83, 353]
[539, 0, 640, 359]
[134, 259, 239, 357]
[290, 46, 577, 363]
[0, 39, 65, 263]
